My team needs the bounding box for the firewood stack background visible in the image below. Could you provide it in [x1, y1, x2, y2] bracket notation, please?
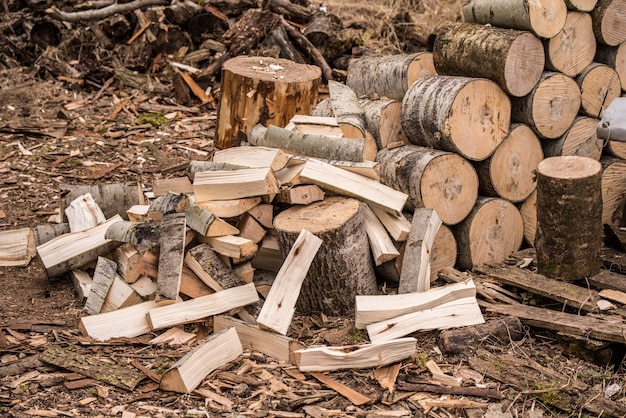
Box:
[1, 0, 626, 416]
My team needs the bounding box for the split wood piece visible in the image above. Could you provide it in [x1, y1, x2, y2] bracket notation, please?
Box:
[309, 372, 371, 406]
[247, 203, 274, 229]
[437, 316, 524, 354]
[104, 220, 161, 247]
[398, 208, 441, 293]
[214, 315, 304, 364]
[452, 197, 524, 270]
[298, 158, 408, 216]
[425, 359, 461, 387]
[142, 249, 158, 279]
[197, 197, 261, 219]
[588, 269, 626, 293]
[437, 267, 522, 306]
[284, 114, 340, 134]
[203, 235, 258, 259]
[376, 145, 478, 224]
[150, 327, 196, 346]
[212, 146, 290, 172]
[591, 0, 626, 46]
[185, 244, 246, 292]
[360, 98, 407, 149]
[428, 225, 458, 282]
[257, 229, 322, 334]
[474, 265, 602, 312]
[216, 56, 321, 149]
[543, 116, 603, 161]
[160, 327, 242, 393]
[80, 300, 159, 341]
[401, 75, 510, 161]
[462, 0, 567, 38]
[566, 0, 598, 10]
[346, 52, 436, 101]
[273, 197, 377, 316]
[113, 243, 144, 283]
[275, 184, 325, 206]
[361, 204, 400, 266]
[366, 296, 485, 343]
[126, 204, 151, 222]
[41, 346, 145, 391]
[520, 189, 537, 246]
[274, 163, 304, 187]
[60, 182, 141, 222]
[327, 80, 368, 139]
[433, 23, 544, 97]
[598, 288, 626, 305]
[64, 193, 106, 233]
[70, 270, 92, 302]
[156, 213, 186, 302]
[0, 228, 35, 267]
[233, 262, 254, 284]
[287, 154, 381, 181]
[536, 156, 602, 280]
[236, 213, 266, 244]
[355, 280, 477, 329]
[370, 205, 411, 242]
[83, 256, 118, 315]
[511, 71, 581, 139]
[294, 337, 417, 372]
[374, 363, 401, 393]
[152, 177, 193, 196]
[473, 124, 543, 202]
[131, 275, 157, 299]
[250, 235, 283, 272]
[544, 11, 596, 76]
[188, 161, 247, 181]
[33, 223, 70, 247]
[192, 167, 280, 202]
[595, 43, 626, 91]
[37, 214, 123, 278]
[147, 282, 259, 330]
[249, 124, 376, 162]
[576, 62, 621, 118]
[101, 276, 143, 313]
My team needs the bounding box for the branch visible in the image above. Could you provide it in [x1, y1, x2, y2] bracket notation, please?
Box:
[281, 17, 334, 81]
[46, 0, 171, 22]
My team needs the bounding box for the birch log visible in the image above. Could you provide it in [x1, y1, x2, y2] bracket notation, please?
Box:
[360, 98, 407, 149]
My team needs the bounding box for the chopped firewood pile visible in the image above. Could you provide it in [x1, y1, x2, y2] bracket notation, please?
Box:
[1, 0, 626, 416]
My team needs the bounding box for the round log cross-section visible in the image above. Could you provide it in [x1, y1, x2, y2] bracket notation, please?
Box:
[273, 196, 377, 316]
[216, 56, 322, 149]
[535, 156, 602, 281]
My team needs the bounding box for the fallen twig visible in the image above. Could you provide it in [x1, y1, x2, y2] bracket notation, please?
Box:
[46, 0, 170, 22]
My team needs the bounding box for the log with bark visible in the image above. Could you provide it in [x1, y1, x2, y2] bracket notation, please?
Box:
[591, 0, 626, 45]
[566, 0, 598, 10]
[433, 23, 545, 97]
[542, 116, 603, 160]
[401, 75, 511, 161]
[360, 97, 407, 149]
[600, 157, 626, 229]
[576, 62, 621, 117]
[535, 156, 602, 280]
[544, 11, 596, 77]
[594, 42, 626, 91]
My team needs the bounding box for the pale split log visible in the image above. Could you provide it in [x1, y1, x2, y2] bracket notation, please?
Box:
[249, 124, 376, 162]
[370, 205, 411, 242]
[196, 197, 261, 219]
[70, 270, 92, 302]
[126, 204, 151, 222]
[152, 177, 193, 197]
[131, 275, 157, 299]
[565, 0, 598, 11]
[544, 11, 596, 77]
[154, 213, 186, 302]
[188, 161, 247, 182]
[510, 71, 581, 139]
[246, 203, 274, 229]
[591, 0, 626, 46]
[293, 337, 417, 372]
[452, 197, 524, 270]
[327, 80, 367, 139]
[346, 52, 436, 101]
[601, 157, 626, 229]
[425, 360, 462, 387]
[256, 229, 322, 335]
[0, 228, 36, 267]
[433, 23, 544, 97]
[275, 184, 325, 206]
[401, 75, 510, 161]
[84, 256, 118, 315]
[355, 279, 477, 329]
[112, 243, 144, 283]
[287, 154, 381, 180]
[203, 234, 258, 259]
[150, 327, 196, 346]
[360, 98, 407, 149]
[536, 156, 602, 280]
[473, 124, 543, 202]
[232, 261, 254, 284]
[297, 158, 408, 216]
[192, 167, 280, 202]
[79, 300, 160, 341]
[104, 220, 161, 247]
[520, 189, 538, 246]
[60, 183, 140, 222]
[37, 215, 123, 278]
[214, 315, 304, 364]
[237, 213, 267, 244]
[251, 235, 283, 272]
[398, 208, 442, 293]
[376, 145, 478, 224]
[273, 197, 377, 316]
[216, 56, 321, 149]
[160, 327, 243, 393]
[462, 0, 567, 39]
[576, 62, 621, 117]
[308, 372, 372, 406]
[185, 244, 246, 292]
[594, 43, 626, 91]
[212, 146, 290, 171]
[147, 282, 259, 330]
[65, 193, 107, 233]
[284, 114, 343, 138]
[100, 276, 143, 313]
[361, 203, 400, 266]
[274, 163, 304, 187]
[366, 296, 485, 343]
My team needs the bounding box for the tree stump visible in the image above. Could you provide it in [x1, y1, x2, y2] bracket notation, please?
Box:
[535, 156, 602, 280]
[473, 124, 544, 202]
[601, 157, 626, 229]
[216, 56, 322, 149]
[401, 75, 511, 161]
[542, 116, 603, 161]
[376, 145, 479, 225]
[452, 197, 524, 270]
[544, 11, 596, 77]
[433, 23, 545, 97]
[594, 43, 626, 91]
[273, 196, 377, 315]
[591, 0, 626, 46]
[576, 62, 621, 117]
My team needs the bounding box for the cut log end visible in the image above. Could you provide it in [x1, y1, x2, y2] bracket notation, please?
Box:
[545, 12, 596, 77]
[592, 0, 626, 46]
[577, 63, 621, 118]
[528, 0, 568, 38]
[538, 155, 602, 180]
[505, 33, 546, 97]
